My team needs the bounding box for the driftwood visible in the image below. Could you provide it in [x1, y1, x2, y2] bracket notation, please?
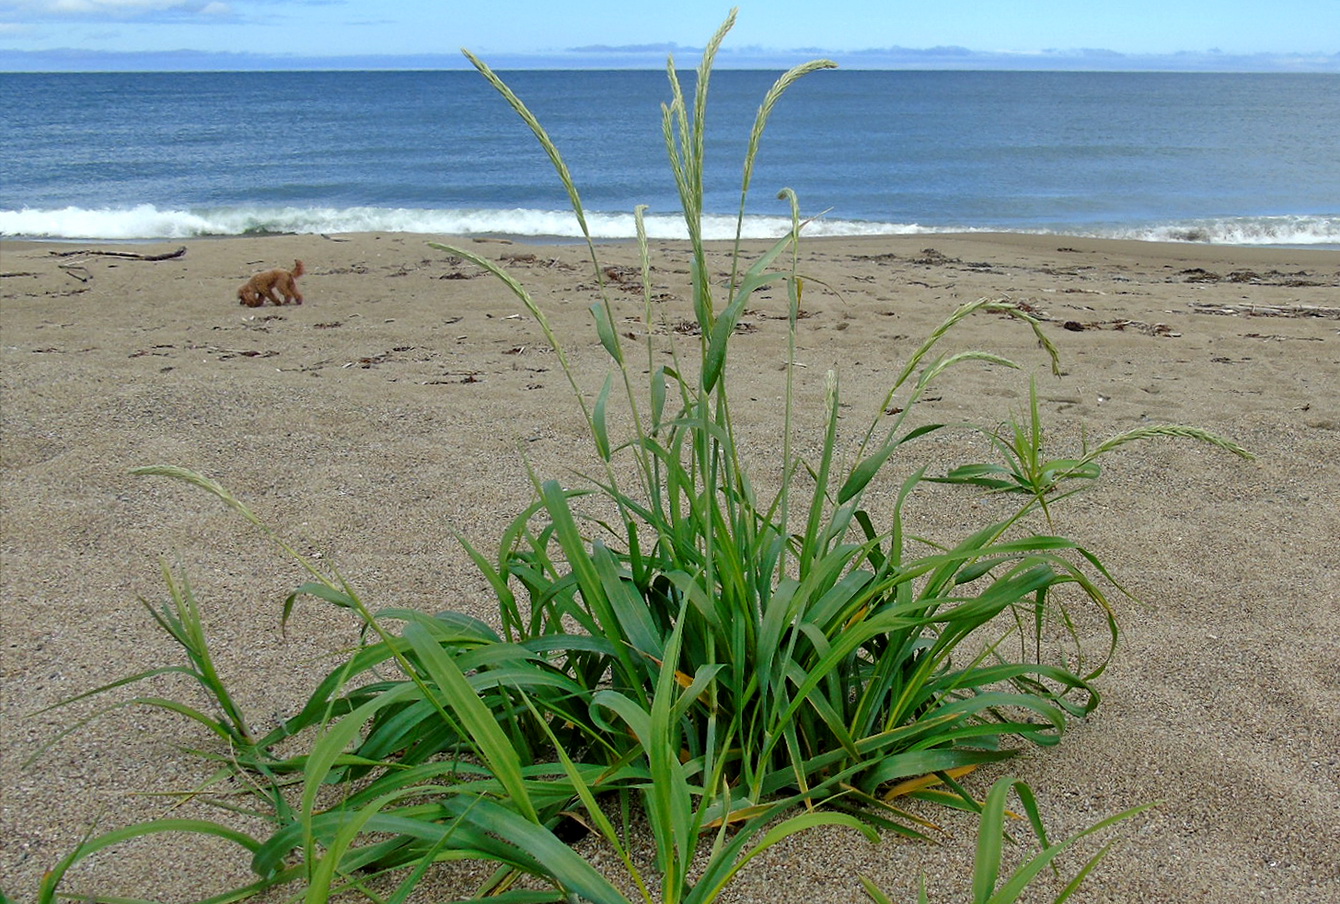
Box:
[1188, 301, 1340, 320]
[47, 246, 187, 261]
[57, 264, 93, 283]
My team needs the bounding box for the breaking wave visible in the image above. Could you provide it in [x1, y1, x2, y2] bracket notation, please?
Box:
[3, 204, 1338, 247]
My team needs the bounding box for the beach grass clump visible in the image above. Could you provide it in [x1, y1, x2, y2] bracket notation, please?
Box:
[29, 10, 1252, 904]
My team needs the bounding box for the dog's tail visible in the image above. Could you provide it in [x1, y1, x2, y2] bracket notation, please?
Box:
[291, 260, 306, 278]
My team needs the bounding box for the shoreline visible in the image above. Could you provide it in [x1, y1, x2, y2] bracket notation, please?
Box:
[6, 227, 1340, 251]
[2, 231, 1337, 902]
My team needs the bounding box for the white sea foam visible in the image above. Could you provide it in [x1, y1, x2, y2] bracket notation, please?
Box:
[2, 204, 1337, 247]
[1096, 216, 1340, 247]
[0, 204, 917, 241]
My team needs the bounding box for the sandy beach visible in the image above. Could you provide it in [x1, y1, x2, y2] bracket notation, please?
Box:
[2, 231, 1338, 902]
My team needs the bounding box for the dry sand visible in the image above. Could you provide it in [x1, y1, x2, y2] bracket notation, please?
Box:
[2, 232, 1338, 902]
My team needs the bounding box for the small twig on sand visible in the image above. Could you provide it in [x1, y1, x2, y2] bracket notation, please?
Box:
[57, 264, 93, 283]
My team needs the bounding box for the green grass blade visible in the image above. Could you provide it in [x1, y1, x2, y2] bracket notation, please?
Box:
[38, 819, 264, 904]
[593, 373, 615, 461]
[646, 613, 695, 899]
[305, 785, 443, 903]
[400, 622, 538, 822]
[972, 777, 1013, 902]
[859, 875, 896, 904]
[446, 795, 634, 904]
[592, 299, 625, 364]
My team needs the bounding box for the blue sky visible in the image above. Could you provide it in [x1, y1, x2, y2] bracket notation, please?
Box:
[2, 1, 1338, 70]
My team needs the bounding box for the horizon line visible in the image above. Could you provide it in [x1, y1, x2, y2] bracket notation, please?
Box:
[3, 45, 1338, 74]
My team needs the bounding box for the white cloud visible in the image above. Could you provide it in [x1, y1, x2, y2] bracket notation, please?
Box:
[1, 1, 231, 16]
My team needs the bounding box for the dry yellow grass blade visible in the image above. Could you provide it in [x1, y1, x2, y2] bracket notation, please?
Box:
[882, 764, 981, 802]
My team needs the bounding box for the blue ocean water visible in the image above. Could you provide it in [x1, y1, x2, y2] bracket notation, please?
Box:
[2, 69, 1338, 244]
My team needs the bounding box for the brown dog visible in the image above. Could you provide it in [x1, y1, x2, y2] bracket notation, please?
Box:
[238, 260, 305, 307]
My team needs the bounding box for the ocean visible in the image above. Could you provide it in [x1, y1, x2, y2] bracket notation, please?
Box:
[2, 69, 1338, 245]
